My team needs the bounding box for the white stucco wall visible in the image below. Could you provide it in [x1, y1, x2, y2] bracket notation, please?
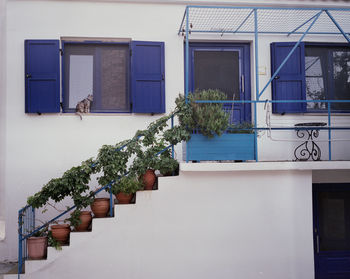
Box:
[2, 0, 350, 261]
[16, 170, 315, 279]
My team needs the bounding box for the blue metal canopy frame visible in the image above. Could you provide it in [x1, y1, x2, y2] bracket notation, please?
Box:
[179, 5, 350, 162]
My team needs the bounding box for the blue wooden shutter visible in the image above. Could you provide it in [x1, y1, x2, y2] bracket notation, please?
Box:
[131, 41, 165, 113]
[25, 40, 60, 113]
[271, 42, 306, 113]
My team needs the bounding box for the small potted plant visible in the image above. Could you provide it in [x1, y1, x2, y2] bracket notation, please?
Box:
[91, 197, 110, 218]
[27, 227, 49, 260]
[69, 209, 92, 232]
[112, 175, 142, 204]
[50, 222, 71, 245]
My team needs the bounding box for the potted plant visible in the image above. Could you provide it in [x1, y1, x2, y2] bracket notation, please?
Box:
[27, 227, 48, 260]
[69, 209, 92, 232]
[50, 222, 71, 245]
[177, 90, 255, 161]
[154, 150, 179, 177]
[112, 175, 142, 204]
[91, 198, 110, 218]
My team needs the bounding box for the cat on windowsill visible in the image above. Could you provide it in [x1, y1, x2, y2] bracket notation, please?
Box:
[76, 94, 93, 120]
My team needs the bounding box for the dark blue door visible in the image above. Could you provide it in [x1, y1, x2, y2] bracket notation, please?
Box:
[313, 183, 350, 279]
[189, 43, 251, 124]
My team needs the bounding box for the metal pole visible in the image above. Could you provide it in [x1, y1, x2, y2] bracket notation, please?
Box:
[185, 6, 189, 163]
[185, 6, 189, 100]
[109, 184, 113, 217]
[171, 115, 175, 159]
[254, 8, 259, 162]
[18, 210, 23, 279]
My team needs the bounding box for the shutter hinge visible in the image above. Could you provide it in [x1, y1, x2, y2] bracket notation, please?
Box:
[130, 102, 133, 111]
[60, 49, 63, 56]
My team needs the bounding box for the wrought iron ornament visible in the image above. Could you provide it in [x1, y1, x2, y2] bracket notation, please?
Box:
[294, 122, 326, 161]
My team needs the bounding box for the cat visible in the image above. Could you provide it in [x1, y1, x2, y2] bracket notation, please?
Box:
[76, 94, 93, 120]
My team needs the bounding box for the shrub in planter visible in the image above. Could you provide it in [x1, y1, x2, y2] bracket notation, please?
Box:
[112, 175, 142, 204]
[178, 89, 229, 138]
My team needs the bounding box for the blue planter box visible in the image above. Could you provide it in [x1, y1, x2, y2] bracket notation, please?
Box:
[185, 133, 255, 161]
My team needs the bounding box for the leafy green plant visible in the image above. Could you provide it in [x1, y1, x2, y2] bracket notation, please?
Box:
[227, 122, 254, 134]
[156, 156, 179, 176]
[27, 158, 96, 209]
[48, 231, 62, 251]
[176, 89, 229, 138]
[111, 175, 142, 195]
[25, 96, 193, 236]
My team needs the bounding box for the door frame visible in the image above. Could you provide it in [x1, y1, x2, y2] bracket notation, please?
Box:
[313, 183, 350, 279]
[187, 42, 251, 123]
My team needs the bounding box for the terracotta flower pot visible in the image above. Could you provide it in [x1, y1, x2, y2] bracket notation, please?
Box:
[74, 211, 92, 232]
[27, 236, 48, 260]
[51, 224, 70, 245]
[91, 198, 110, 218]
[142, 169, 156, 190]
[116, 192, 133, 204]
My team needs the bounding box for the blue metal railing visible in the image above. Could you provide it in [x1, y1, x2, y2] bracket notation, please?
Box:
[17, 114, 176, 278]
[193, 99, 350, 162]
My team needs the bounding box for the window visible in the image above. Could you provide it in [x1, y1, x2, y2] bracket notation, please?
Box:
[63, 43, 130, 112]
[271, 42, 350, 114]
[25, 40, 165, 114]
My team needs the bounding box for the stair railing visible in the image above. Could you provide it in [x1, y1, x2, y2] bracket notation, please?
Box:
[17, 114, 176, 278]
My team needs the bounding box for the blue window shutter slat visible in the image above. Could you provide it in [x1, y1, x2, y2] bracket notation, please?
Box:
[131, 41, 165, 113]
[25, 40, 60, 113]
[271, 42, 306, 114]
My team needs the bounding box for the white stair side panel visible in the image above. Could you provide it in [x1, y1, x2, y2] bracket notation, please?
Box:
[19, 170, 314, 279]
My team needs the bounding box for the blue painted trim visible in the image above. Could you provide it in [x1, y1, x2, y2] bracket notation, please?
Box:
[189, 30, 349, 35]
[254, 8, 259, 162]
[233, 9, 254, 33]
[185, 6, 189, 101]
[287, 12, 319, 36]
[171, 115, 175, 159]
[259, 10, 323, 99]
[185, 5, 350, 11]
[325, 10, 350, 43]
[109, 185, 113, 217]
[18, 210, 22, 278]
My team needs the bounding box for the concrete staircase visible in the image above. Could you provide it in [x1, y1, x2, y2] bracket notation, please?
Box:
[5, 169, 315, 279]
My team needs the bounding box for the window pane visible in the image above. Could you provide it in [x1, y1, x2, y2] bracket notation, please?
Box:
[194, 50, 240, 100]
[99, 46, 129, 111]
[318, 191, 350, 251]
[333, 50, 350, 110]
[305, 49, 327, 110]
[306, 77, 326, 110]
[64, 43, 129, 112]
[68, 55, 94, 109]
